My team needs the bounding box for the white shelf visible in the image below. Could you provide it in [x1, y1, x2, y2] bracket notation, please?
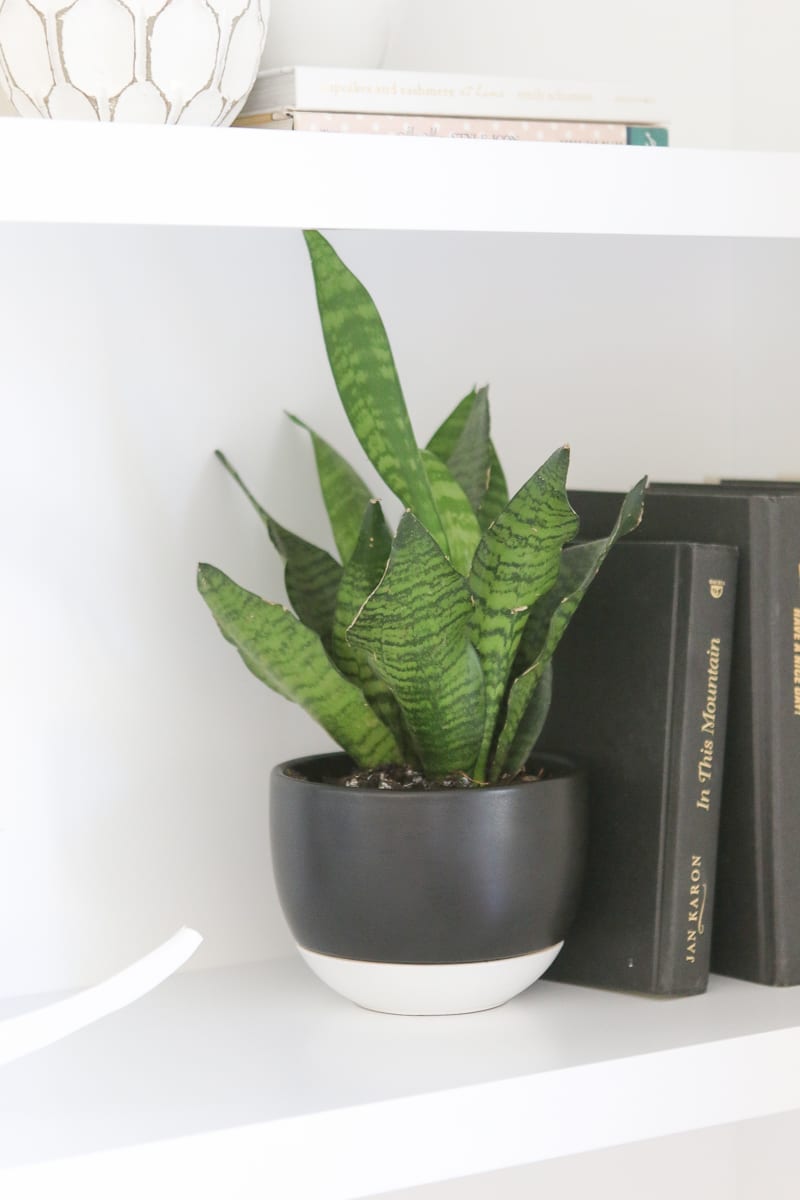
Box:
[2, 110, 800, 1200]
[1, 959, 800, 1199]
[3, 117, 800, 236]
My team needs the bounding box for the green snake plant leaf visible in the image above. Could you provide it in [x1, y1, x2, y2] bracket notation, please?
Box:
[499, 659, 554, 778]
[426, 388, 491, 516]
[443, 391, 491, 514]
[303, 231, 446, 549]
[480, 445, 510, 531]
[425, 389, 477, 462]
[287, 413, 373, 564]
[468, 446, 579, 779]
[215, 451, 342, 652]
[331, 499, 406, 747]
[266, 519, 343, 654]
[420, 449, 482, 577]
[197, 564, 401, 767]
[426, 387, 508, 529]
[346, 513, 485, 778]
[492, 476, 647, 780]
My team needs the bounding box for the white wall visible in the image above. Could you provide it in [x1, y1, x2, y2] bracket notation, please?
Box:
[385, 0, 800, 152]
[385, 0, 735, 150]
[731, 0, 800, 152]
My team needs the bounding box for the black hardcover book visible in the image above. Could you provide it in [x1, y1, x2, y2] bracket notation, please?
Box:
[719, 480, 800, 488]
[540, 540, 737, 996]
[569, 483, 800, 986]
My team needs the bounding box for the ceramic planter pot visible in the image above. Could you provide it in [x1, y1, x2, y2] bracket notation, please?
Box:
[270, 752, 587, 1015]
[0, 0, 269, 124]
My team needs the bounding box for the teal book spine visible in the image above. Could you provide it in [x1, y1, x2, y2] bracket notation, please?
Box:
[627, 125, 669, 146]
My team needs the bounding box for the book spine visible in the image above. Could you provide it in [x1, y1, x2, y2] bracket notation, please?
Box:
[743, 499, 780, 984]
[654, 544, 737, 994]
[250, 65, 667, 124]
[294, 112, 632, 143]
[234, 110, 668, 147]
[766, 498, 800, 983]
[714, 498, 800, 986]
[627, 125, 669, 147]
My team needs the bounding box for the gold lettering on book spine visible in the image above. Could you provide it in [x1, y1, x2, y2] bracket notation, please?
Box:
[686, 854, 708, 964]
[697, 635, 722, 810]
[793, 596, 800, 716]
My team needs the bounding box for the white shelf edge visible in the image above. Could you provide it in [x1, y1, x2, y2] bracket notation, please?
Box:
[2, 118, 800, 237]
[3, 1022, 800, 1200]
[2, 959, 800, 1199]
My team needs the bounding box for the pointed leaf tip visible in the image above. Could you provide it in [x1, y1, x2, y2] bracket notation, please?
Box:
[198, 562, 400, 766]
[287, 411, 373, 562]
[493, 473, 647, 779]
[302, 228, 446, 545]
[468, 444, 579, 778]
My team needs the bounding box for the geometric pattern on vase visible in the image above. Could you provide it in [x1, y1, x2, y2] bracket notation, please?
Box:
[0, 0, 269, 124]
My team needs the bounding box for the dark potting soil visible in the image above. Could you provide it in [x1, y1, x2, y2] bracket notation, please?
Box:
[333, 763, 548, 791]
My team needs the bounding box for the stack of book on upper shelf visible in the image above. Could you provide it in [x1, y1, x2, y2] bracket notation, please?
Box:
[233, 65, 669, 146]
[537, 478, 800, 999]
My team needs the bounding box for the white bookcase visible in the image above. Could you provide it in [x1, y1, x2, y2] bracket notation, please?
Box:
[4, 118, 800, 235]
[1, 121, 799, 1198]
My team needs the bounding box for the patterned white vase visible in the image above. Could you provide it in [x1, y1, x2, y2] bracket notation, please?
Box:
[0, 0, 270, 124]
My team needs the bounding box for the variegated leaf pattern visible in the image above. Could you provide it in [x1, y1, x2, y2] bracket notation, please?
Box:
[421, 449, 482, 577]
[331, 499, 406, 748]
[480, 444, 510, 531]
[426, 387, 509, 531]
[215, 451, 342, 652]
[197, 565, 401, 767]
[303, 231, 446, 548]
[443, 389, 491, 514]
[199, 233, 648, 781]
[346, 513, 485, 778]
[268, 518, 343, 654]
[287, 413, 373, 564]
[496, 659, 553, 779]
[493, 477, 647, 779]
[468, 446, 579, 779]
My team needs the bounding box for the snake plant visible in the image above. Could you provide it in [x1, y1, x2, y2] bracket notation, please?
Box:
[198, 231, 645, 785]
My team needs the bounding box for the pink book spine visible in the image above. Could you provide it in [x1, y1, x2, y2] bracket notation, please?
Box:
[257, 110, 629, 144]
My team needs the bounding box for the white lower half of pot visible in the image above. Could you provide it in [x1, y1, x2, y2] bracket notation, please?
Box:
[296, 942, 565, 1015]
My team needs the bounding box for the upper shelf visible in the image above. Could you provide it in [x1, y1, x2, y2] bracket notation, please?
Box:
[2, 957, 800, 1199]
[3, 116, 800, 237]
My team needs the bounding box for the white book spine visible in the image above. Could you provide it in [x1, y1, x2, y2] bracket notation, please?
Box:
[244, 66, 667, 125]
[235, 111, 634, 146]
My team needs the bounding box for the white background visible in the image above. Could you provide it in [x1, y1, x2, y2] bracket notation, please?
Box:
[2, 3, 800, 1197]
